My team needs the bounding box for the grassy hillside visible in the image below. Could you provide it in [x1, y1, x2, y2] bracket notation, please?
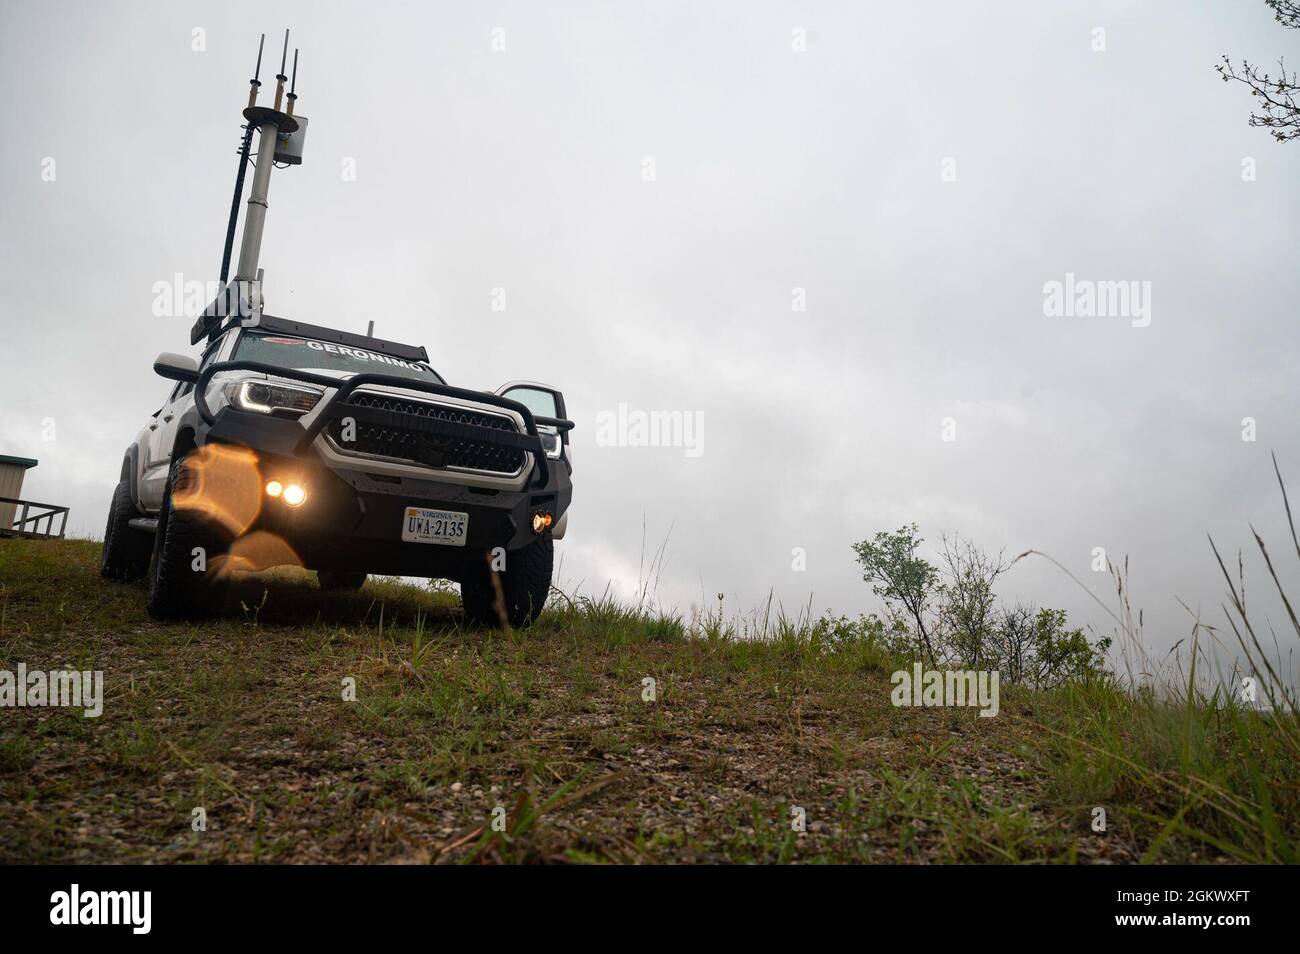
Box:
[0, 537, 1294, 864]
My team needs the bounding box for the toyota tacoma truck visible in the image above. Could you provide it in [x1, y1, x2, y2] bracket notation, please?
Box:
[100, 316, 573, 626]
[99, 32, 573, 626]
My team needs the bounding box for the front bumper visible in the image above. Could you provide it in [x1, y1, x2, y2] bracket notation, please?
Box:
[192, 364, 573, 578]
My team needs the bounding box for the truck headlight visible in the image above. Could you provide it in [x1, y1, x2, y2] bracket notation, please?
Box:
[226, 379, 323, 417]
[539, 429, 562, 459]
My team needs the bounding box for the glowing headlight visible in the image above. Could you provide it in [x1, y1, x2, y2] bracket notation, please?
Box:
[283, 483, 307, 507]
[227, 379, 323, 417]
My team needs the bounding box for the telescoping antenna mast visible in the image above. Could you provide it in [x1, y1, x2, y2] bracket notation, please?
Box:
[194, 30, 308, 345]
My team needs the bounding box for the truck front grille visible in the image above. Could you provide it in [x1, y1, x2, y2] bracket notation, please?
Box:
[327, 393, 526, 476]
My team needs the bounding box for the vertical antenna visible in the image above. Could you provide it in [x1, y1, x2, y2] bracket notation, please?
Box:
[286, 49, 299, 116]
[246, 33, 265, 108]
[225, 34, 266, 283]
[205, 28, 307, 343]
[273, 29, 289, 111]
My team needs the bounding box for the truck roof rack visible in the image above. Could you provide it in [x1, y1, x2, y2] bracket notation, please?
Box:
[247, 314, 430, 363]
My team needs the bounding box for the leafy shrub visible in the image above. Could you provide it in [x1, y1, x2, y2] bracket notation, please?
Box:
[850, 526, 1109, 685]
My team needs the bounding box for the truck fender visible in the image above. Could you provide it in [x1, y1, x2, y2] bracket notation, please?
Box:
[120, 443, 142, 512]
[173, 406, 203, 458]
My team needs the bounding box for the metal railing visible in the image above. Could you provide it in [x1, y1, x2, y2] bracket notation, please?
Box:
[0, 497, 69, 539]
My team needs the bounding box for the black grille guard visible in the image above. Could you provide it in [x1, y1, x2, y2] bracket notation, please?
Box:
[194, 360, 574, 487]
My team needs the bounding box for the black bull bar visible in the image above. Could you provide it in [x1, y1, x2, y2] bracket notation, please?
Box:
[194, 361, 574, 487]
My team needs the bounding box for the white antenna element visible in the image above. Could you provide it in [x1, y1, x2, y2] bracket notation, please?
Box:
[197, 30, 308, 345]
[234, 29, 301, 284]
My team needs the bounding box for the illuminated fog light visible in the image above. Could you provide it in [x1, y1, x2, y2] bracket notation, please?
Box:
[283, 483, 307, 507]
[531, 511, 554, 534]
[265, 480, 284, 498]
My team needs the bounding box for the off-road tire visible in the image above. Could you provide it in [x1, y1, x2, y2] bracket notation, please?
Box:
[318, 570, 367, 592]
[100, 479, 152, 581]
[146, 454, 229, 620]
[460, 533, 553, 629]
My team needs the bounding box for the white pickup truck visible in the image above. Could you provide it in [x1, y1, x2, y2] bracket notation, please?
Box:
[100, 313, 573, 627]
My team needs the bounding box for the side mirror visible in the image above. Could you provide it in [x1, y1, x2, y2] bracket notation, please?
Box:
[154, 352, 199, 383]
[496, 382, 564, 421]
[496, 382, 571, 462]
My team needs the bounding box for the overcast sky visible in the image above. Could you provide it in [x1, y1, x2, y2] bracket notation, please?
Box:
[1, 1, 1296, 669]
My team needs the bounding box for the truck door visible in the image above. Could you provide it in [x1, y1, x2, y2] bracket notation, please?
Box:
[494, 382, 569, 461]
[138, 380, 191, 510]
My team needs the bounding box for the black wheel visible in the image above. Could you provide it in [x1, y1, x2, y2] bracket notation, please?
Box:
[100, 479, 152, 581]
[318, 570, 367, 592]
[460, 533, 553, 629]
[145, 454, 229, 620]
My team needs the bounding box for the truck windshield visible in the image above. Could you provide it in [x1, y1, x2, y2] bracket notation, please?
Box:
[235, 331, 444, 384]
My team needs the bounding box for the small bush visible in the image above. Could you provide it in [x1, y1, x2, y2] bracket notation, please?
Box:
[850, 526, 1108, 685]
